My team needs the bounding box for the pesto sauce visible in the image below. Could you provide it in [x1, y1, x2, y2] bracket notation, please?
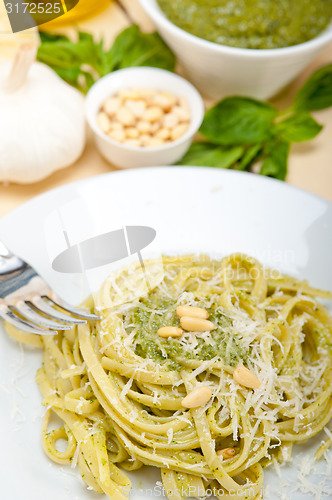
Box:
[157, 0, 332, 50]
[125, 293, 248, 371]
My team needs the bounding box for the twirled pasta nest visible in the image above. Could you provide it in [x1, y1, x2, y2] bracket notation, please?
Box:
[6, 254, 332, 500]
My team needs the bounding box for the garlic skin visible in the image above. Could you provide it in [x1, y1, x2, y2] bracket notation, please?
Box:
[0, 46, 86, 184]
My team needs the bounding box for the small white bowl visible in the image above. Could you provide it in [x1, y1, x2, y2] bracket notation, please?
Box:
[139, 0, 332, 100]
[85, 67, 204, 169]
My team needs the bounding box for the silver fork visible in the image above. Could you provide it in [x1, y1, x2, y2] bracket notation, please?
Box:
[0, 241, 100, 335]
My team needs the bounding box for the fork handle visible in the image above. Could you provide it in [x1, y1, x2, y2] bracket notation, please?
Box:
[0, 240, 13, 258]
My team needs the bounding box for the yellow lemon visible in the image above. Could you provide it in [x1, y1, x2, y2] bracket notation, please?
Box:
[41, 0, 111, 29]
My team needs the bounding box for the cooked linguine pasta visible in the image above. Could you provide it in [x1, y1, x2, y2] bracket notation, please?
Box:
[5, 254, 332, 500]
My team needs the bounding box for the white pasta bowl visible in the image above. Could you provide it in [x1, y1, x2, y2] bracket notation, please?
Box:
[85, 67, 204, 169]
[139, 0, 332, 100]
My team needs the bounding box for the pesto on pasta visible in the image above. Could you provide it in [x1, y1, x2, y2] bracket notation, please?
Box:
[5, 254, 332, 500]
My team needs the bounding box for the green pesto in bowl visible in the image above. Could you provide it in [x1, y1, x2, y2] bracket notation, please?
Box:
[157, 0, 332, 50]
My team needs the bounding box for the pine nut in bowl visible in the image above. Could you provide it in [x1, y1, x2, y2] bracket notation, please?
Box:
[85, 67, 204, 169]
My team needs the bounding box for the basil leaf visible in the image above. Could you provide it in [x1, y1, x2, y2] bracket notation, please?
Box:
[105, 25, 175, 73]
[39, 31, 69, 43]
[200, 97, 277, 145]
[260, 140, 290, 181]
[103, 25, 139, 71]
[275, 113, 322, 142]
[37, 38, 102, 72]
[237, 144, 262, 171]
[37, 42, 81, 69]
[52, 66, 82, 90]
[37, 35, 102, 92]
[293, 64, 332, 112]
[78, 31, 94, 43]
[38, 26, 175, 93]
[176, 142, 244, 168]
[81, 71, 97, 91]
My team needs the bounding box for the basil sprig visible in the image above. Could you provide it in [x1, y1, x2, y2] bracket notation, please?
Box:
[38, 25, 175, 93]
[178, 65, 332, 180]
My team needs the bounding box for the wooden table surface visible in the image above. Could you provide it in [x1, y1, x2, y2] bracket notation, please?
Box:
[1, 0, 331, 218]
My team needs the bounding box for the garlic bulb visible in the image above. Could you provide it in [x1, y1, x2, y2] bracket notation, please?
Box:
[0, 42, 86, 184]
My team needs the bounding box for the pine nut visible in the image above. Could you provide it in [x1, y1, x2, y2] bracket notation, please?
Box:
[109, 122, 123, 131]
[160, 91, 177, 107]
[98, 89, 191, 147]
[137, 121, 151, 133]
[158, 326, 183, 338]
[176, 305, 209, 319]
[152, 93, 175, 111]
[103, 97, 121, 116]
[144, 106, 163, 123]
[108, 129, 125, 142]
[125, 99, 146, 118]
[217, 448, 236, 460]
[163, 112, 179, 129]
[97, 112, 111, 133]
[233, 365, 261, 389]
[170, 123, 189, 141]
[181, 386, 212, 408]
[116, 107, 135, 126]
[125, 127, 139, 139]
[155, 127, 170, 141]
[173, 105, 191, 122]
[180, 316, 214, 332]
[140, 134, 152, 145]
[150, 121, 161, 134]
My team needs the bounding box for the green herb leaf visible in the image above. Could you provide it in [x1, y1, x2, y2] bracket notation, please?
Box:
[176, 142, 244, 168]
[78, 31, 95, 43]
[260, 139, 290, 181]
[275, 113, 322, 142]
[37, 39, 102, 76]
[237, 143, 262, 171]
[200, 97, 277, 145]
[37, 26, 175, 93]
[37, 38, 100, 92]
[81, 71, 97, 91]
[52, 66, 82, 91]
[293, 64, 332, 112]
[39, 31, 70, 43]
[105, 25, 175, 73]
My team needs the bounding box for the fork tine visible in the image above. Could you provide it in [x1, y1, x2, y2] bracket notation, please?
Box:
[12, 303, 73, 331]
[27, 298, 87, 325]
[0, 308, 57, 336]
[26, 297, 86, 325]
[43, 295, 101, 321]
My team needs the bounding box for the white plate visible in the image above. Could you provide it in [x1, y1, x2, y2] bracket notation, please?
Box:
[0, 167, 331, 500]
